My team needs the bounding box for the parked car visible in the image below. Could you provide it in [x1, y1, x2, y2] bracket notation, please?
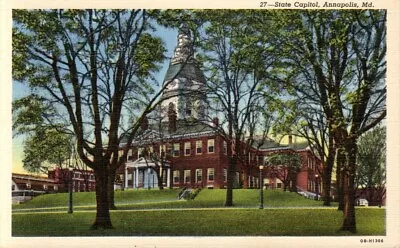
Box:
[357, 198, 369, 206]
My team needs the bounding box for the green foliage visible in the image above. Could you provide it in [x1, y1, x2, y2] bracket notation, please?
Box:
[22, 127, 73, 174]
[12, 9, 167, 169]
[268, 153, 301, 170]
[356, 126, 386, 188]
[12, 95, 55, 135]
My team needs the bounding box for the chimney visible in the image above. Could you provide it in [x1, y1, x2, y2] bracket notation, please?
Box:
[288, 135, 293, 145]
[168, 105, 177, 133]
[212, 117, 219, 127]
[140, 116, 149, 131]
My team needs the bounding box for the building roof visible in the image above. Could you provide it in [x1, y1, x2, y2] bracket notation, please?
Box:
[130, 119, 215, 145]
[163, 62, 206, 84]
[251, 138, 283, 150]
[12, 173, 55, 183]
[162, 25, 206, 90]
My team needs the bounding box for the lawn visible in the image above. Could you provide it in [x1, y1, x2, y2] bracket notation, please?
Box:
[12, 189, 384, 236]
[12, 208, 385, 236]
[12, 188, 182, 209]
[12, 189, 332, 211]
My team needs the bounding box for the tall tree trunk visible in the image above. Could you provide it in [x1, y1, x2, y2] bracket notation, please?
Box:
[92, 166, 112, 229]
[225, 155, 237, 206]
[157, 168, 164, 190]
[341, 140, 357, 233]
[323, 138, 336, 206]
[322, 166, 332, 206]
[336, 148, 345, 211]
[107, 170, 117, 210]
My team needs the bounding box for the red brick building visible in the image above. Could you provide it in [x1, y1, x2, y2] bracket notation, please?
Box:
[117, 120, 322, 194]
[116, 25, 322, 195]
[48, 167, 96, 192]
[12, 173, 58, 192]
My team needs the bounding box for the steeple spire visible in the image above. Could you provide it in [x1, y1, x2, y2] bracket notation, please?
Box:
[170, 24, 195, 65]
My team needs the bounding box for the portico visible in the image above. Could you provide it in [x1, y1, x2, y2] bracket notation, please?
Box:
[124, 157, 171, 189]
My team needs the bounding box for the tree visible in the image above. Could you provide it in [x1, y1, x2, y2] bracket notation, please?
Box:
[13, 9, 167, 229]
[261, 10, 386, 232]
[296, 108, 336, 206]
[238, 105, 273, 189]
[21, 127, 73, 175]
[138, 109, 173, 190]
[194, 10, 276, 206]
[267, 152, 301, 191]
[356, 125, 386, 206]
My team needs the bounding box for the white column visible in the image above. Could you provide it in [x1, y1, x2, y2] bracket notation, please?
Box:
[132, 169, 135, 189]
[167, 168, 171, 188]
[124, 166, 128, 190]
[135, 167, 139, 188]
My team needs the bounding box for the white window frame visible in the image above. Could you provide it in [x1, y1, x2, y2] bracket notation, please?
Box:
[196, 169, 202, 183]
[196, 140, 202, 155]
[184, 170, 191, 184]
[173, 143, 180, 157]
[207, 139, 215, 153]
[173, 170, 180, 184]
[184, 142, 191, 156]
[207, 168, 215, 181]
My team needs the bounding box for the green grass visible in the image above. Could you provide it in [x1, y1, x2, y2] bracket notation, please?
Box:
[12, 188, 182, 209]
[12, 208, 385, 236]
[11, 189, 384, 236]
[13, 189, 336, 211]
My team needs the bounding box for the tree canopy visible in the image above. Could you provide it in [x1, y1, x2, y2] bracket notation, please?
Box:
[13, 9, 167, 228]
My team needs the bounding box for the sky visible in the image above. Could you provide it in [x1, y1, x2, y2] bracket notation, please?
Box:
[12, 24, 178, 174]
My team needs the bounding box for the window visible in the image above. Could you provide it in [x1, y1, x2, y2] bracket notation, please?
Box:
[173, 170, 180, 184]
[173, 143, 180, 157]
[207, 139, 215, 153]
[184, 170, 191, 184]
[166, 144, 172, 156]
[277, 183, 282, 189]
[196, 140, 202, 155]
[223, 169, 227, 182]
[127, 149, 133, 161]
[184, 142, 191, 156]
[196, 169, 202, 183]
[138, 147, 144, 157]
[223, 141, 227, 154]
[207, 168, 215, 181]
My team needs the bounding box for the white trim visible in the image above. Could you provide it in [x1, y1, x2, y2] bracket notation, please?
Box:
[125, 157, 170, 169]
